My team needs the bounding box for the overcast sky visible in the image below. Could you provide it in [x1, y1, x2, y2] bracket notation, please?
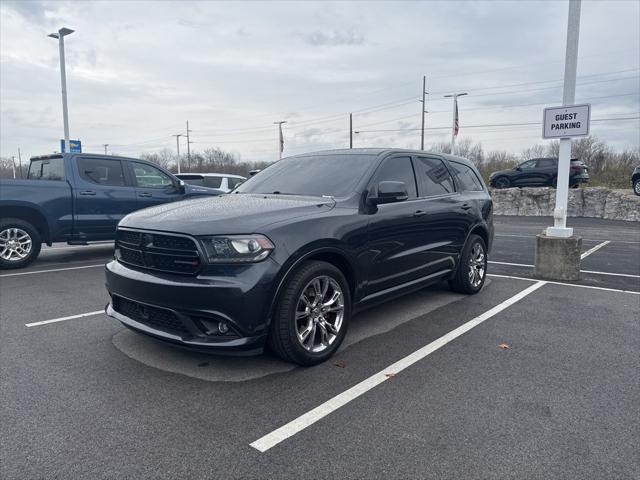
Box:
[1, 0, 638, 163]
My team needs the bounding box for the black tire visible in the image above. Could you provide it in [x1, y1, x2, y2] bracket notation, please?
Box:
[268, 260, 351, 366]
[493, 176, 511, 189]
[0, 218, 42, 270]
[449, 234, 487, 294]
[551, 176, 557, 188]
[634, 178, 640, 196]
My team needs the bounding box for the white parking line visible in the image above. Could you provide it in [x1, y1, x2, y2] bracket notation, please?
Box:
[250, 280, 547, 453]
[488, 261, 639, 279]
[495, 234, 640, 245]
[581, 241, 611, 259]
[488, 273, 640, 295]
[25, 310, 104, 327]
[0, 264, 104, 278]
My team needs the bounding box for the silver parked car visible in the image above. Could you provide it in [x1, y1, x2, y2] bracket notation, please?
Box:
[175, 173, 246, 193]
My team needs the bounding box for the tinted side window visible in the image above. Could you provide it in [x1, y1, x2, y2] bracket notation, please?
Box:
[414, 157, 455, 196]
[227, 177, 244, 189]
[537, 158, 556, 168]
[450, 162, 483, 192]
[78, 157, 125, 186]
[130, 162, 173, 188]
[372, 156, 417, 199]
[520, 160, 536, 170]
[177, 175, 205, 186]
[203, 177, 223, 189]
[28, 158, 65, 181]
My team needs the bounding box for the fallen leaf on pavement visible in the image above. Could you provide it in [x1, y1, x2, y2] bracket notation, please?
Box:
[385, 373, 396, 378]
[499, 343, 510, 349]
[334, 361, 346, 368]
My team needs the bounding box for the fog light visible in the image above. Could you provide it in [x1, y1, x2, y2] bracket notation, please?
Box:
[218, 321, 229, 334]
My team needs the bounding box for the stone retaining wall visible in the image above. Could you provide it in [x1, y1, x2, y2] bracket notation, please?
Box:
[491, 187, 640, 222]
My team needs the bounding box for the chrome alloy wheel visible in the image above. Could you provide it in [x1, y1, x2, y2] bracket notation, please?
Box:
[634, 180, 640, 195]
[468, 242, 486, 288]
[295, 275, 345, 353]
[0, 228, 32, 262]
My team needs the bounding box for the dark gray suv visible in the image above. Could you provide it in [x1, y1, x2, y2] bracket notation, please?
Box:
[105, 149, 493, 365]
[490, 157, 589, 189]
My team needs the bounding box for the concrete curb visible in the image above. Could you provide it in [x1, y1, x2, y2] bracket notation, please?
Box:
[491, 187, 640, 222]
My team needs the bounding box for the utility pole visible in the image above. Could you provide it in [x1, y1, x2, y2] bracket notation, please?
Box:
[443, 92, 467, 155]
[103, 144, 109, 155]
[172, 134, 183, 173]
[17, 148, 23, 178]
[48, 28, 74, 152]
[420, 75, 428, 150]
[186, 120, 192, 172]
[349, 113, 353, 149]
[274, 121, 286, 159]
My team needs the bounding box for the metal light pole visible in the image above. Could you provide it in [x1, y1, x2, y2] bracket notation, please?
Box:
[274, 121, 286, 159]
[172, 134, 183, 173]
[103, 144, 109, 155]
[48, 28, 74, 152]
[443, 92, 467, 155]
[546, 0, 581, 238]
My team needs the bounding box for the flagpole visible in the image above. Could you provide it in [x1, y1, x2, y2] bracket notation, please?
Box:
[274, 120, 286, 159]
[444, 92, 467, 155]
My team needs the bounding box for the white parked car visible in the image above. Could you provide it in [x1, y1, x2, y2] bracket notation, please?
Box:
[175, 173, 246, 193]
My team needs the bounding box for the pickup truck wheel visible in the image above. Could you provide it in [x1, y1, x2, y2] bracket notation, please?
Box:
[268, 261, 350, 366]
[449, 234, 487, 294]
[0, 219, 42, 269]
[634, 178, 640, 196]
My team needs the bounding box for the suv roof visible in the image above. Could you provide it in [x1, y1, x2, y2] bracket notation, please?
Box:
[287, 148, 477, 168]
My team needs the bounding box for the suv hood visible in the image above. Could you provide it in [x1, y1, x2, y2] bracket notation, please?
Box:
[119, 193, 336, 236]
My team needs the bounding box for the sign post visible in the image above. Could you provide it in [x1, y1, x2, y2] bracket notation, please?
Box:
[534, 0, 584, 282]
[544, 0, 584, 239]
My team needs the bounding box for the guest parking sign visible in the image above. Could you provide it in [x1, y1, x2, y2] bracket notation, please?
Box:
[542, 104, 590, 139]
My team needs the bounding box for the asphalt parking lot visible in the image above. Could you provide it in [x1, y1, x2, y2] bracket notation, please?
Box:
[1, 216, 638, 479]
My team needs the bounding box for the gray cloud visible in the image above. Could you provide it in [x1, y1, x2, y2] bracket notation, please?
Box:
[304, 29, 364, 46]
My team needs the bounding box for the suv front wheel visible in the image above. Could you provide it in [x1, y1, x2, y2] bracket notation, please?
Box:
[269, 260, 351, 365]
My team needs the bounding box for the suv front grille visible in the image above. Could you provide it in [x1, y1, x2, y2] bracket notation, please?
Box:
[116, 228, 201, 275]
[113, 296, 189, 335]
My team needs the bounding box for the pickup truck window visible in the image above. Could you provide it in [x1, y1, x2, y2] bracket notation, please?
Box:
[28, 157, 65, 181]
[131, 162, 173, 188]
[78, 157, 126, 186]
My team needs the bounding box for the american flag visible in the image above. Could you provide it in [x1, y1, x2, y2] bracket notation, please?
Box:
[454, 97, 459, 136]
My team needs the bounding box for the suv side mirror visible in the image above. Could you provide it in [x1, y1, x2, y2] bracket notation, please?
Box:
[175, 179, 186, 194]
[368, 181, 409, 205]
[515, 166, 522, 171]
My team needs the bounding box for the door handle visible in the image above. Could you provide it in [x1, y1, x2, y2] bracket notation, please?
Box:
[461, 203, 472, 210]
[138, 193, 152, 198]
[413, 210, 427, 217]
[79, 190, 96, 196]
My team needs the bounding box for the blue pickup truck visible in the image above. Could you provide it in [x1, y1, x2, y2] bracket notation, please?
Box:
[0, 153, 221, 269]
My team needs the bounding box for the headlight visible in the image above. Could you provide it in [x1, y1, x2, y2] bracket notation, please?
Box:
[199, 235, 274, 263]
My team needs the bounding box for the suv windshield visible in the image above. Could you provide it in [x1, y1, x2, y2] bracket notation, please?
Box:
[235, 154, 375, 197]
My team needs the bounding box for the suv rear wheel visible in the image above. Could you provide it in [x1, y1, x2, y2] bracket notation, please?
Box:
[634, 177, 640, 196]
[269, 261, 350, 365]
[0, 218, 42, 269]
[449, 234, 487, 294]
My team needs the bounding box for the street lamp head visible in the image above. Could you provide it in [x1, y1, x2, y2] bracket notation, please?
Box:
[48, 33, 59, 39]
[59, 27, 74, 36]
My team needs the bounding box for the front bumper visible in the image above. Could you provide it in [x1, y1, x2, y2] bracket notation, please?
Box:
[105, 258, 281, 354]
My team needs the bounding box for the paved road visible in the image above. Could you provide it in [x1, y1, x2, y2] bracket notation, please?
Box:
[1, 216, 638, 479]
